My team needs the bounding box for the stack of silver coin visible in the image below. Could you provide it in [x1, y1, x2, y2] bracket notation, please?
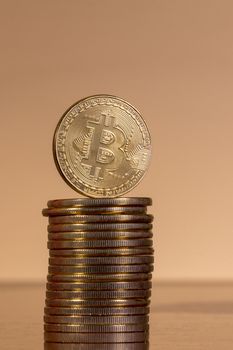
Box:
[43, 197, 154, 350]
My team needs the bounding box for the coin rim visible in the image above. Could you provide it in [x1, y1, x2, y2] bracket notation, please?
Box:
[49, 255, 154, 265]
[44, 323, 149, 332]
[44, 331, 149, 342]
[48, 231, 153, 240]
[47, 197, 152, 208]
[43, 206, 147, 216]
[46, 289, 152, 299]
[44, 342, 149, 350]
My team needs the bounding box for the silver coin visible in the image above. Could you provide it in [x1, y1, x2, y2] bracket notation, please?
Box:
[48, 231, 153, 240]
[44, 314, 149, 325]
[44, 331, 149, 343]
[47, 273, 152, 282]
[47, 239, 153, 249]
[48, 223, 153, 232]
[47, 198, 152, 208]
[46, 289, 151, 300]
[49, 214, 153, 224]
[49, 256, 154, 266]
[43, 206, 147, 216]
[48, 264, 153, 274]
[45, 298, 149, 307]
[46, 280, 152, 291]
[44, 342, 149, 350]
[49, 248, 154, 257]
[44, 306, 150, 316]
[44, 323, 149, 333]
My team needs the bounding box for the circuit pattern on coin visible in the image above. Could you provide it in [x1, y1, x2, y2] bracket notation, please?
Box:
[53, 95, 151, 197]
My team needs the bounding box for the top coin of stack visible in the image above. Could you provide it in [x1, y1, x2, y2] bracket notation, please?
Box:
[53, 94, 151, 198]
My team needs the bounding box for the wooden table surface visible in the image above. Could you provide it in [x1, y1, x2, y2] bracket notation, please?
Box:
[1, 282, 233, 349]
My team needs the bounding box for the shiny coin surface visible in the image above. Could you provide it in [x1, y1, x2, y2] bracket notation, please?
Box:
[44, 323, 149, 333]
[48, 223, 152, 232]
[45, 298, 149, 307]
[43, 206, 147, 216]
[47, 239, 153, 249]
[44, 306, 150, 316]
[46, 280, 152, 291]
[48, 264, 153, 274]
[48, 230, 153, 240]
[44, 314, 149, 325]
[53, 95, 151, 198]
[48, 197, 152, 208]
[47, 273, 152, 282]
[49, 255, 154, 266]
[46, 289, 151, 300]
[49, 214, 153, 224]
[44, 331, 149, 343]
[44, 342, 149, 350]
[49, 247, 154, 257]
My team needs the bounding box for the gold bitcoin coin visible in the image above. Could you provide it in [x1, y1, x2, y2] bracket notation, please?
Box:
[53, 95, 151, 197]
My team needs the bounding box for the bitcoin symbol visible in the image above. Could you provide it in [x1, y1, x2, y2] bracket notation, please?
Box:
[73, 112, 125, 182]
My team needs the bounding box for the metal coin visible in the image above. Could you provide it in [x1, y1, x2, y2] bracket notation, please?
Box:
[43, 206, 147, 216]
[44, 331, 149, 343]
[49, 256, 154, 266]
[49, 214, 153, 224]
[44, 306, 150, 316]
[45, 298, 149, 307]
[48, 264, 153, 274]
[47, 273, 152, 282]
[46, 280, 152, 291]
[46, 289, 151, 300]
[49, 248, 154, 257]
[54, 96, 151, 198]
[48, 230, 153, 240]
[44, 323, 149, 333]
[47, 239, 153, 249]
[44, 314, 149, 324]
[48, 223, 153, 232]
[44, 342, 149, 350]
[47, 197, 152, 208]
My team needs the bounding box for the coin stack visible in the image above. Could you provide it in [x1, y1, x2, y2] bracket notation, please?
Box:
[43, 197, 154, 349]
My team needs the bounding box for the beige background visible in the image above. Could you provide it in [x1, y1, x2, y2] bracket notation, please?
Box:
[0, 0, 232, 282]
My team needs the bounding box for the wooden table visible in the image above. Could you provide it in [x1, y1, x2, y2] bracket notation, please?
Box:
[1, 282, 233, 349]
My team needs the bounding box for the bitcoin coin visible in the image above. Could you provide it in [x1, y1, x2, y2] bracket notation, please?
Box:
[44, 306, 150, 315]
[44, 342, 149, 350]
[43, 206, 147, 216]
[48, 223, 152, 232]
[48, 214, 153, 224]
[44, 331, 149, 342]
[53, 95, 151, 198]
[46, 289, 151, 300]
[46, 280, 152, 291]
[49, 255, 154, 266]
[47, 273, 152, 282]
[48, 230, 153, 240]
[44, 323, 149, 333]
[49, 247, 154, 257]
[47, 197, 152, 208]
[48, 264, 153, 274]
[44, 314, 149, 324]
[47, 239, 153, 249]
